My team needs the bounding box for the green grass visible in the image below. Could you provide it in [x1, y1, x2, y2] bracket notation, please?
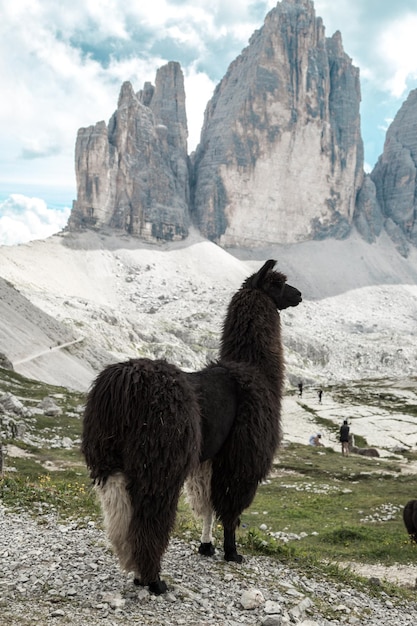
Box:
[1, 471, 99, 521]
[174, 442, 417, 569]
[331, 377, 417, 417]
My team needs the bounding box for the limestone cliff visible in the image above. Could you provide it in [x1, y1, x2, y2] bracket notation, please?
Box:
[370, 88, 417, 255]
[69, 62, 190, 242]
[191, 0, 363, 245]
[68, 1, 417, 253]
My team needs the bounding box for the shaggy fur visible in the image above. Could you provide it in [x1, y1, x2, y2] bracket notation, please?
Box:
[82, 260, 302, 592]
[403, 499, 417, 542]
[82, 358, 202, 593]
[96, 473, 135, 572]
[186, 259, 302, 562]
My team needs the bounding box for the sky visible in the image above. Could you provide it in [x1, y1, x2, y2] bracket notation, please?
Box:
[1, 0, 417, 246]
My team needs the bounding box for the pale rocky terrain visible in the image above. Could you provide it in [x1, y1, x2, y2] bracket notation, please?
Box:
[0, 225, 417, 450]
[1, 504, 417, 626]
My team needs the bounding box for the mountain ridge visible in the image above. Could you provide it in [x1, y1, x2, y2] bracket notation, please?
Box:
[67, 0, 417, 258]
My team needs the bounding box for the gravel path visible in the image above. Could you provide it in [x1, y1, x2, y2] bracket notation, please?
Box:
[1, 506, 417, 626]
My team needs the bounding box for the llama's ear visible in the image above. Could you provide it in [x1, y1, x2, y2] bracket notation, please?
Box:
[252, 259, 277, 288]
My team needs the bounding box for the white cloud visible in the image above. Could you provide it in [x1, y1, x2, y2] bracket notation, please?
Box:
[184, 67, 216, 151]
[0, 195, 70, 246]
[1, 0, 417, 246]
[377, 15, 417, 97]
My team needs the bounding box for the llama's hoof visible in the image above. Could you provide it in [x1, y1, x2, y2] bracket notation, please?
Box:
[224, 551, 244, 564]
[134, 577, 167, 594]
[148, 579, 168, 595]
[198, 542, 215, 557]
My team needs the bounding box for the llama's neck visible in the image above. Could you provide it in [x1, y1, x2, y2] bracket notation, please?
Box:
[219, 290, 283, 387]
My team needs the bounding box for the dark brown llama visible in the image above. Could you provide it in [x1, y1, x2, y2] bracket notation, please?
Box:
[186, 259, 297, 561]
[403, 499, 417, 542]
[81, 260, 302, 593]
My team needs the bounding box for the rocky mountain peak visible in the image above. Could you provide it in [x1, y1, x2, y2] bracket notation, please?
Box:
[191, 0, 363, 245]
[67, 0, 417, 255]
[68, 61, 190, 242]
[370, 88, 417, 255]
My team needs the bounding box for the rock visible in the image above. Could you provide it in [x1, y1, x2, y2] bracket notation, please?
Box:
[353, 175, 384, 243]
[289, 596, 313, 619]
[69, 0, 365, 250]
[38, 396, 62, 417]
[384, 218, 410, 257]
[0, 352, 14, 370]
[264, 599, 282, 614]
[108, 593, 126, 610]
[261, 616, 283, 626]
[240, 588, 265, 609]
[0, 392, 25, 415]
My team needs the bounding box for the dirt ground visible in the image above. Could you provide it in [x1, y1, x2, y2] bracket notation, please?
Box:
[342, 561, 417, 588]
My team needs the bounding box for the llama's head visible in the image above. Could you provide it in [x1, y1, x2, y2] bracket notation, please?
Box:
[243, 259, 302, 310]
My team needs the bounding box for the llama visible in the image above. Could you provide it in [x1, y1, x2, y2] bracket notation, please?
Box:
[81, 260, 302, 593]
[348, 433, 380, 458]
[186, 259, 300, 561]
[403, 499, 417, 543]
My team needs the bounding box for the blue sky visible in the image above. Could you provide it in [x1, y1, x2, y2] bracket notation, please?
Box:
[1, 0, 417, 245]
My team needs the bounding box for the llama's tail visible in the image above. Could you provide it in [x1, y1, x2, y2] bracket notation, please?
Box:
[82, 358, 202, 586]
[95, 472, 136, 572]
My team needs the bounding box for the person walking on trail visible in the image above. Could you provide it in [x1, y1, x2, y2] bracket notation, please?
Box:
[317, 388, 323, 403]
[298, 381, 303, 397]
[339, 420, 350, 456]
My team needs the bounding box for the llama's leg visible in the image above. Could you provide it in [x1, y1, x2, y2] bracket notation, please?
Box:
[133, 575, 167, 595]
[199, 508, 215, 556]
[127, 494, 174, 594]
[185, 461, 216, 557]
[128, 523, 169, 594]
[99, 473, 170, 594]
[223, 520, 244, 563]
[97, 474, 169, 593]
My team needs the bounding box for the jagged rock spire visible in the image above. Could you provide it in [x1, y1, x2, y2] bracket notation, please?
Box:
[191, 0, 363, 245]
[69, 62, 190, 242]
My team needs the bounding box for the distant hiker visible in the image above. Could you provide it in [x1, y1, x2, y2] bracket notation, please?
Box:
[317, 388, 323, 403]
[298, 381, 303, 397]
[309, 433, 323, 447]
[339, 420, 350, 456]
